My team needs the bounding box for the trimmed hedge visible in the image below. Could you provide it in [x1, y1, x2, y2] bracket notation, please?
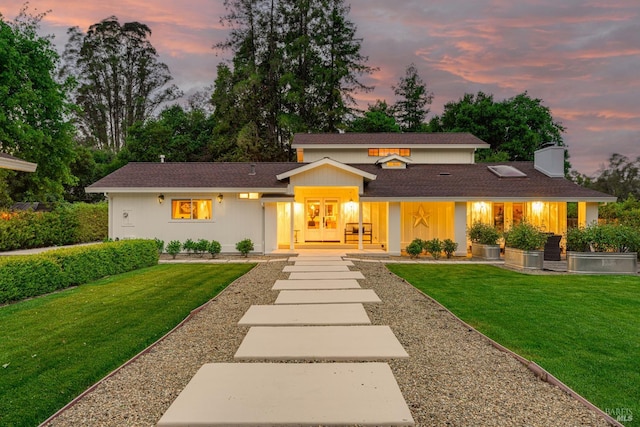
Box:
[0, 240, 158, 304]
[0, 203, 108, 251]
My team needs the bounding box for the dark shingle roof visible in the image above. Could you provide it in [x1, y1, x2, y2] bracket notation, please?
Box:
[87, 161, 614, 201]
[356, 162, 613, 200]
[292, 133, 489, 147]
[87, 162, 300, 191]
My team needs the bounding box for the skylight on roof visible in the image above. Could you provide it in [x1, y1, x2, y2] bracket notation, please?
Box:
[487, 165, 527, 178]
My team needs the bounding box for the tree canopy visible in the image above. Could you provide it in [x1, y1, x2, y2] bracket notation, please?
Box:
[62, 16, 181, 152]
[428, 91, 566, 163]
[392, 63, 433, 132]
[348, 100, 400, 133]
[584, 153, 640, 201]
[0, 7, 76, 202]
[214, 0, 375, 160]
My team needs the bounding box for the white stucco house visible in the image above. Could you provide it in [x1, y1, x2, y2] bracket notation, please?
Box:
[86, 133, 615, 255]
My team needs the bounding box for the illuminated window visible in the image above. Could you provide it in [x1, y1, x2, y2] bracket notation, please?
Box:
[239, 193, 260, 200]
[171, 199, 212, 220]
[368, 148, 411, 157]
[386, 161, 403, 168]
[296, 149, 304, 162]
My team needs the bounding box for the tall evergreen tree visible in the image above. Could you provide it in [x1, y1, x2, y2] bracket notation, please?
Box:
[392, 63, 433, 132]
[62, 17, 181, 152]
[215, 0, 374, 160]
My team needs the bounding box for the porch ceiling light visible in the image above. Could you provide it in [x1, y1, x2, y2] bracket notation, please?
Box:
[217, 194, 224, 203]
[157, 194, 164, 204]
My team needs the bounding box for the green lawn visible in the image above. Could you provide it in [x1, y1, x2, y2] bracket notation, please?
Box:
[0, 263, 254, 426]
[387, 264, 639, 426]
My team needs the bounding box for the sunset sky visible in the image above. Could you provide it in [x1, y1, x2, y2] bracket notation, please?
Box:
[1, 0, 638, 175]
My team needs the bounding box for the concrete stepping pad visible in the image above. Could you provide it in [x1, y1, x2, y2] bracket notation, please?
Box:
[293, 260, 354, 266]
[235, 325, 409, 360]
[275, 289, 381, 304]
[272, 279, 361, 290]
[283, 265, 350, 272]
[157, 363, 415, 426]
[288, 256, 344, 262]
[238, 303, 370, 326]
[288, 271, 365, 280]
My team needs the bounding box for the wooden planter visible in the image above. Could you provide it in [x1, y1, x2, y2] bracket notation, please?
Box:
[471, 243, 501, 260]
[567, 252, 638, 275]
[504, 247, 543, 270]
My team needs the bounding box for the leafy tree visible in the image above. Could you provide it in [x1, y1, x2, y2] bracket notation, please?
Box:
[348, 100, 400, 132]
[428, 91, 566, 163]
[62, 16, 181, 152]
[0, 7, 76, 203]
[588, 154, 640, 201]
[215, 0, 375, 160]
[392, 63, 433, 132]
[118, 105, 219, 163]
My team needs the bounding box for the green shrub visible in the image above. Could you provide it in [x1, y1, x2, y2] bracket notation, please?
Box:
[0, 240, 158, 304]
[467, 221, 500, 245]
[166, 240, 181, 259]
[208, 240, 222, 258]
[236, 238, 254, 257]
[424, 238, 443, 259]
[405, 238, 424, 258]
[0, 203, 107, 252]
[154, 238, 165, 254]
[195, 239, 209, 257]
[567, 223, 640, 254]
[504, 221, 547, 251]
[183, 239, 196, 256]
[443, 239, 458, 259]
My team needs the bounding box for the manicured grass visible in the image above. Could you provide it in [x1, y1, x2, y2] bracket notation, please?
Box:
[388, 264, 639, 426]
[0, 263, 254, 426]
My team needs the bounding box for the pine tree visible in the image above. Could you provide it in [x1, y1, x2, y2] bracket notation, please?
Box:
[392, 63, 433, 132]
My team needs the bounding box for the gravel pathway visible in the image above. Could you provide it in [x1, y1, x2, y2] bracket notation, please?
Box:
[44, 259, 611, 427]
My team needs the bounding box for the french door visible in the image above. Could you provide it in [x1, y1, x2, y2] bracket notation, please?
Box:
[305, 198, 340, 242]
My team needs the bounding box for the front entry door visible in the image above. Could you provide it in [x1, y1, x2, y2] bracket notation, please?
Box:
[305, 198, 340, 242]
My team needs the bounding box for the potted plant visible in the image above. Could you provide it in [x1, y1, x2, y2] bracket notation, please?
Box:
[503, 221, 547, 269]
[566, 224, 638, 274]
[467, 221, 501, 260]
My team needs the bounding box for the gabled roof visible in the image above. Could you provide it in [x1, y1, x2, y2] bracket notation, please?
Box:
[375, 154, 413, 165]
[356, 162, 615, 202]
[86, 162, 299, 193]
[275, 157, 377, 181]
[292, 132, 490, 148]
[86, 160, 615, 202]
[0, 153, 37, 172]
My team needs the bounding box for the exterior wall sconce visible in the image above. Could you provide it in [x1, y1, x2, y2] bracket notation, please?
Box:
[217, 194, 224, 203]
[157, 194, 165, 204]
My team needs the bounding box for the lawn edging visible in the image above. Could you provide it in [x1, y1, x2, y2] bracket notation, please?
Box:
[387, 267, 624, 427]
[37, 262, 259, 427]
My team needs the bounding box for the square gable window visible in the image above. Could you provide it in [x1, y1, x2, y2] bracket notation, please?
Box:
[171, 199, 212, 220]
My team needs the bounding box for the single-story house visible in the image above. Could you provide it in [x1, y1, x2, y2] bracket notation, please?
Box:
[0, 152, 37, 172]
[87, 133, 615, 255]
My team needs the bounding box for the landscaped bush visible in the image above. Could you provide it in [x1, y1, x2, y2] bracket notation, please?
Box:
[405, 238, 424, 258]
[423, 238, 443, 259]
[443, 239, 458, 259]
[566, 223, 640, 254]
[0, 239, 158, 304]
[207, 240, 221, 258]
[183, 238, 196, 256]
[166, 240, 181, 259]
[0, 203, 108, 251]
[467, 221, 500, 245]
[503, 221, 547, 251]
[236, 238, 254, 257]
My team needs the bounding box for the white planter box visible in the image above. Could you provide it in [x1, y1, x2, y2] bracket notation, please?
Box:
[567, 252, 638, 275]
[504, 247, 543, 270]
[471, 243, 501, 260]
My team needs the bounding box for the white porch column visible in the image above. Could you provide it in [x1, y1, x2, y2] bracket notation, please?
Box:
[289, 201, 295, 251]
[358, 201, 363, 251]
[585, 202, 599, 226]
[388, 202, 401, 256]
[454, 202, 468, 256]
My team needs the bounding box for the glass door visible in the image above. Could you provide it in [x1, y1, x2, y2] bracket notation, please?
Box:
[305, 198, 340, 242]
